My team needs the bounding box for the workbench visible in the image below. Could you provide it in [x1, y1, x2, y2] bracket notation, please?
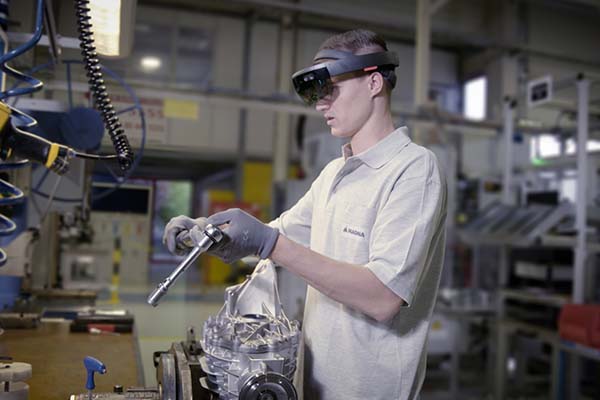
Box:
[0, 320, 143, 400]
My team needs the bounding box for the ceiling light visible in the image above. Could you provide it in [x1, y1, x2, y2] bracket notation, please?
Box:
[89, 0, 136, 58]
[141, 56, 161, 71]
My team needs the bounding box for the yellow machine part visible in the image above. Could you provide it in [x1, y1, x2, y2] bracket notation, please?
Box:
[0, 101, 11, 128]
[202, 162, 299, 285]
[0, 102, 12, 158]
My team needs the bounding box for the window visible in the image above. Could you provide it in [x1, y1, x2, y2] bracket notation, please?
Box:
[530, 134, 561, 159]
[463, 76, 487, 120]
[103, 22, 172, 83]
[530, 135, 600, 162]
[102, 20, 213, 88]
[565, 139, 600, 154]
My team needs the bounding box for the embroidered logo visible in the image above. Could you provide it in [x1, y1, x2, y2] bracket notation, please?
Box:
[343, 226, 365, 238]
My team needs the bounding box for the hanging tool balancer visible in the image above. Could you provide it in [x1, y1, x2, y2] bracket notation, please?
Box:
[75, 0, 134, 172]
[0, 102, 72, 174]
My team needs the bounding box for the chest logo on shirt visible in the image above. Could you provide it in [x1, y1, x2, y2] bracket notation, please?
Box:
[342, 226, 365, 238]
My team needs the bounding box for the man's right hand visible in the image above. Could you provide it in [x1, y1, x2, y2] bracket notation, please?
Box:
[162, 215, 209, 255]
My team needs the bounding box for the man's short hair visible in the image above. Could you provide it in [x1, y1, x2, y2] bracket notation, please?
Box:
[318, 29, 397, 91]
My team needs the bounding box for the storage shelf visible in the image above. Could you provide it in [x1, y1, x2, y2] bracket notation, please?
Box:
[559, 340, 600, 362]
[499, 318, 559, 343]
[500, 319, 600, 363]
[539, 234, 600, 253]
[501, 288, 571, 308]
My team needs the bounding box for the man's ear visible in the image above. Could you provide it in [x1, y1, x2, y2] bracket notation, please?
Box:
[368, 72, 385, 98]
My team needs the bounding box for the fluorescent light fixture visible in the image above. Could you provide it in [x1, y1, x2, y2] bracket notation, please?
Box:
[89, 0, 136, 58]
[463, 76, 487, 120]
[141, 56, 161, 70]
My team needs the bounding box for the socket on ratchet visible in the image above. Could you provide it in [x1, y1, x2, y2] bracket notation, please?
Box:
[147, 224, 223, 306]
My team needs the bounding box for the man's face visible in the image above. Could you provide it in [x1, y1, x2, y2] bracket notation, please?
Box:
[315, 69, 373, 139]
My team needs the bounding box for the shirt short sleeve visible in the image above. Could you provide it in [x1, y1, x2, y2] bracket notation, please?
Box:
[365, 154, 447, 306]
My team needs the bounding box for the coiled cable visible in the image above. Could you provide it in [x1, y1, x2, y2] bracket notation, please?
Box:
[75, 0, 134, 172]
[0, 1, 9, 31]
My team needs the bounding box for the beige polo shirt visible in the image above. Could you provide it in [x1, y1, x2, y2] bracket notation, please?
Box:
[270, 126, 447, 400]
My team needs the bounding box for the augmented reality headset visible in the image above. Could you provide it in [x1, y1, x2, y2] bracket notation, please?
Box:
[291, 49, 399, 106]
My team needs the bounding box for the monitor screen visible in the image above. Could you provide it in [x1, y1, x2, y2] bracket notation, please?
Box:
[91, 183, 151, 214]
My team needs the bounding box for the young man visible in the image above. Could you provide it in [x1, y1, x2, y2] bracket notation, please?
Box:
[164, 29, 447, 400]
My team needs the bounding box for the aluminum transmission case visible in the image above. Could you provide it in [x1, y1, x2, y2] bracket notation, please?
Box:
[201, 260, 301, 400]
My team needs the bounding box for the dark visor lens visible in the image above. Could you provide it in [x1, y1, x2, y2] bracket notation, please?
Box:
[292, 67, 332, 106]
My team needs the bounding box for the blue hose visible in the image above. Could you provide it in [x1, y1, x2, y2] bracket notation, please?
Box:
[0, 212, 16, 235]
[0, 212, 16, 266]
[0, 0, 44, 100]
[7, 61, 54, 106]
[0, 159, 29, 170]
[0, 0, 45, 267]
[0, 178, 24, 206]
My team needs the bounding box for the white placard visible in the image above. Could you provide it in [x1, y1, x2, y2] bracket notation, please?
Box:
[527, 75, 553, 108]
[109, 93, 167, 145]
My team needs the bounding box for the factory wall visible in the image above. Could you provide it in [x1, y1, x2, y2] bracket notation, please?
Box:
[37, 2, 600, 178]
[42, 3, 460, 162]
[526, 2, 600, 126]
[139, 5, 460, 159]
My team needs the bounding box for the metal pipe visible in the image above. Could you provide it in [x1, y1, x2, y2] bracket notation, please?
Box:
[66, 62, 73, 109]
[43, 0, 61, 62]
[573, 76, 589, 304]
[47, 78, 577, 136]
[272, 15, 295, 183]
[236, 14, 254, 201]
[502, 98, 516, 205]
[0, 27, 7, 92]
[413, 0, 432, 145]
[414, 0, 431, 107]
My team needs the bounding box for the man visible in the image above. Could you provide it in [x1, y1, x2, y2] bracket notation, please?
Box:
[164, 29, 447, 400]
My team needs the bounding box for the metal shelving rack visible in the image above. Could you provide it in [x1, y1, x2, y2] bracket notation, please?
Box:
[492, 74, 600, 400]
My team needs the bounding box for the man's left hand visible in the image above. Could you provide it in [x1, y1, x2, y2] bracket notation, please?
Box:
[189, 208, 279, 264]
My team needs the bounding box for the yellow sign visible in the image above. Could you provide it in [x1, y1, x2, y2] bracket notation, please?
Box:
[164, 98, 199, 120]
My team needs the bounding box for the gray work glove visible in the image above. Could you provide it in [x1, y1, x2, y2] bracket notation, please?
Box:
[162, 215, 208, 255]
[189, 208, 279, 264]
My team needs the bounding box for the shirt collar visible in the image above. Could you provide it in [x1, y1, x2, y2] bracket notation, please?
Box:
[342, 126, 411, 169]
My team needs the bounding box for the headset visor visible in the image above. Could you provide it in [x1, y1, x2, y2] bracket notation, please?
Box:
[291, 50, 399, 106]
[292, 65, 333, 106]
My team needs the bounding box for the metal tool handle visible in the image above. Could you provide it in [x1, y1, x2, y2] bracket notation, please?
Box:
[147, 224, 223, 307]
